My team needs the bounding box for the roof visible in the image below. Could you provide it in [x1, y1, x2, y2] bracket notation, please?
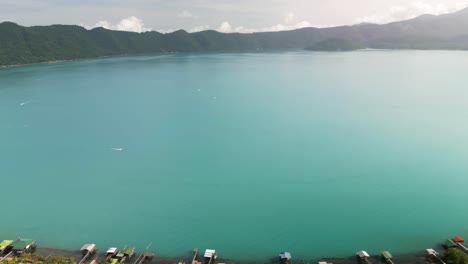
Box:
[279, 252, 292, 259]
[121, 246, 135, 256]
[454, 236, 465, 243]
[381, 251, 393, 259]
[426, 249, 438, 256]
[0, 240, 14, 250]
[11, 239, 36, 251]
[107, 247, 119, 254]
[356, 251, 370, 258]
[81, 244, 97, 252]
[445, 239, 458, 248]
[204, 249, 216, 258]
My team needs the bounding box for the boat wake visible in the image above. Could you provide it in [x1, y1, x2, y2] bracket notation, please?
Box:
[111, 148, 124, 152]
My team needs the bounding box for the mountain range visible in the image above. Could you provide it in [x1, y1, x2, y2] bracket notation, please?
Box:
[2, 8, 468, 66]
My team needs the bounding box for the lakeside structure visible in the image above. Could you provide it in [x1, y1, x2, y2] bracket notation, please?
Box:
[0, 241, 13, 254]
[279, 252, 291, 264]
[1, 236, 468, 263]
[381, 251, 394, 264]
[79, 244, 97, 264]
[10, 239, 36, 255]
[356, 251, 370, 264]
[452, 236, 468, 252]
[426, 249, 444, 264]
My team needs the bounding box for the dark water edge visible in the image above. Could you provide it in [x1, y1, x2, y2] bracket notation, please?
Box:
[34, 247, 435, 264]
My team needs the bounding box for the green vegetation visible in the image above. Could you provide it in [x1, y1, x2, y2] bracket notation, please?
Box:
[444, 248, 468, 264]
[2, 7, 468, 66]
[2, 254, 74, 264]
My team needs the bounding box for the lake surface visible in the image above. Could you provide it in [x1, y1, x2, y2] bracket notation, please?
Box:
[1, 50, 468, 260]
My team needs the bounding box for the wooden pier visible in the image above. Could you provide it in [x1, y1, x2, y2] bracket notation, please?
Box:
[106, 247, 119, 260]
[0, 240, 13, 255]
[78, 244, 97, 264]
[356, 251, 371, 264]
[10, 239, 36, 255]
[204, 249, 217, 264]
[279, 252, 291, 264]
[0, 251, 13, 263]
[426, 249, 446, 264]
[453, 236, 468, 252]
[133, 252, 154, 264]
[381, 251, 395, 264]
[133, 243, 154, 264]
[117, 246, 136, 263]
[192, 248, 200, 264]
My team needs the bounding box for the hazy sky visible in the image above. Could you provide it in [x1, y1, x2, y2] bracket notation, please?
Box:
[1, 0, 467, 33]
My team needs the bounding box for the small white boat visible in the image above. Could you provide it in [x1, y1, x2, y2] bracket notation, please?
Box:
[111, 148, 124, 151]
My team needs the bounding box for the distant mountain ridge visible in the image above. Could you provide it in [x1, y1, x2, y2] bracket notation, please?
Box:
[2, 8, 468, 66]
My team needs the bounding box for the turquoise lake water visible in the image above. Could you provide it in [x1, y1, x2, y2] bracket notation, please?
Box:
[1, 50, 468, 260]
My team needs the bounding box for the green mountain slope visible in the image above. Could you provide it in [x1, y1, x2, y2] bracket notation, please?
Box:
[1, 8, 468, 66]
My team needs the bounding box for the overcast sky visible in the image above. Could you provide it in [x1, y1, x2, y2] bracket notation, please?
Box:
[1, 0, 467, 33]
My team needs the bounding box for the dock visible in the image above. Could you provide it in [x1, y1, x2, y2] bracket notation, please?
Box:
[133, 243, 154, 264]
[117, 246, 136, 263]
[426, 249, 446, 264]
[0, 240, 13, 255]
[192, 248, 200, 264]
[356, 251, 371, 264]
[133, 252, 154, 264]
[453, 236, 468, 252]
[10, 239, 36, 255]
[204, 249, 217, 264]
[381, 251, 394, 264]
[0, 252, 13, 263]
[78, 244, 97, 264]
[279, 252, 292, 264]
[445, 239, 458, 249]
[106, 247, 119, 260]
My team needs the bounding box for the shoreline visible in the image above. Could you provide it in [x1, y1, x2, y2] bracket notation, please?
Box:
[1, 49, 468, 70]
[0, 59, 68, 69]
[23, 245, 442, 264]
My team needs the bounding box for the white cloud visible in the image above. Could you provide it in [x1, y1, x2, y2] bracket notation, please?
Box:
[116, 16, 151, 32]
[356, 1, 468, 24]
[1, 18, 15, 23]
[83, 16, 152, 33]
[212, 12, 326, 34]
[179, 10, 194, 18]
[284, 12, 296, 24]
[81, 16, 325, 34]
[93, 20, 112, 29]
[217, 21, 233, 33]
[295, 21, 313, 28]
[192, 20, 327, 34]
[189, 24, 210, 32]
[156, 28, 176, 34]
[260, 21, 321, 32]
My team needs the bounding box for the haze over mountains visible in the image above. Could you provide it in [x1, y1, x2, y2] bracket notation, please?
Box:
[2, 7, 468, 66]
